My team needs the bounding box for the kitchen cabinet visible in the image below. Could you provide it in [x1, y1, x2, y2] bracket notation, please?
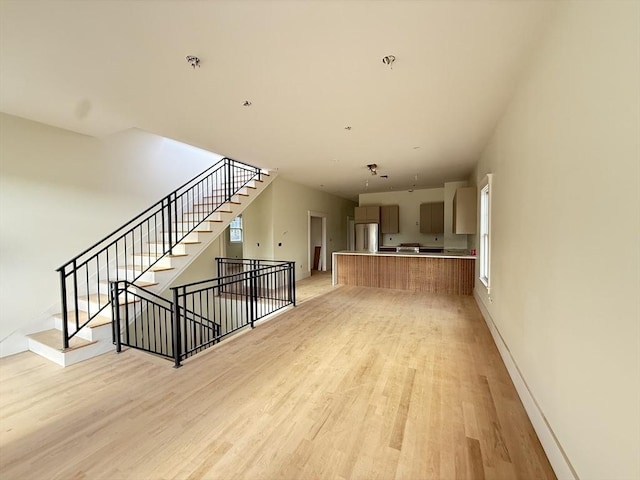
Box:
[355, 206, 380, 224]
[453, 187, 477, 234]
[420, 202, 444, 233]
[380, 205, 399, 233]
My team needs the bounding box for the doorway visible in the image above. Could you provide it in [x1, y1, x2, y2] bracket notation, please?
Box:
[308, 211, 327, 274]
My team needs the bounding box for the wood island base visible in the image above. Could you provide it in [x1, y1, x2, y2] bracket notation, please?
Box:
[333, 252, 475, 296]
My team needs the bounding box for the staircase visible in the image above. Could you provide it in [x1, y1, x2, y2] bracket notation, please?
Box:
[27, 159, 275, 367]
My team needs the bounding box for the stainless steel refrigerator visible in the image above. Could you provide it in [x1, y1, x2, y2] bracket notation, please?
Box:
[354, 223, 379, 252]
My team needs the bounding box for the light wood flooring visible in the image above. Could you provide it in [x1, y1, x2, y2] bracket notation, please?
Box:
[0, 273, 555, 479]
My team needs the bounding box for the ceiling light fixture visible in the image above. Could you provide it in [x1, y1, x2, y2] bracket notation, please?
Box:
[382, 55, 396, 69]
[367, 163, 378, 176]
[186, 55, 200, 68]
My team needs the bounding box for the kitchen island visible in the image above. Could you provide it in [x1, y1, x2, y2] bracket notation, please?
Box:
[332, 250, 476, 295]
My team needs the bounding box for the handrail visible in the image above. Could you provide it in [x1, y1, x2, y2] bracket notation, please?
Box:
[57, 157, 262, 349]
[110, 259, 296, 367]
[170, 259, 296, 367]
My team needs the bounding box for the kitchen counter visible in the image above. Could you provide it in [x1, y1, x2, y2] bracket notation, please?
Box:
[334, 250, 475, 260]
[332, 250, 475, 295]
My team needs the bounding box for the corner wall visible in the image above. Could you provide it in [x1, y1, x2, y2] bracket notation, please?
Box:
[242, 178, 356, 279]
[0, 113, 222, 355]
[471, 2, 639, 478]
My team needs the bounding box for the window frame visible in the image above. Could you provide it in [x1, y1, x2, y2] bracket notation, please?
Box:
[229, 215, 243, 243]
[479, 174, 493, 293]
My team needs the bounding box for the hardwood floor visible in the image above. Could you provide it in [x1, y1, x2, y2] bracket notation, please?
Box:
[0, 275, 555, 479]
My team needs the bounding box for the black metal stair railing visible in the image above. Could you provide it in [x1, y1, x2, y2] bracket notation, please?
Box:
[110, 280, 220, 360]
[110, 259, 296, 367]
[57, 158, 262, 349]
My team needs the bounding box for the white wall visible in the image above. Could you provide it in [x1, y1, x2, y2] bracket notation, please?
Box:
[0, 113, 222, 355]
[242, 178, 356, 279]
[471, 2, 639, 478]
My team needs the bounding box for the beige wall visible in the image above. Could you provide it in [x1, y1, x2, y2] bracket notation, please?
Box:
[163, 236, 222, 299]
[0, 113, 221, 354]
[242, 178, 356, 279]
[471, 2, 639, 478]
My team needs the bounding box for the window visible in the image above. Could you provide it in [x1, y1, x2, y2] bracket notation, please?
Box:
[230, 215, 243, 243]
[479, 174, 492, 292]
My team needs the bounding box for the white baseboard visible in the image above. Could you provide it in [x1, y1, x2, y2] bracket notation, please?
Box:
[473, 289, 578, 480]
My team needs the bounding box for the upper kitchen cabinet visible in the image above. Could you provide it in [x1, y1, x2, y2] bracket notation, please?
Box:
[453, 187, 477, 234]
[380, 205, 399, 234]
[355, 206, 380, 224]
[420, 202, 444, 233]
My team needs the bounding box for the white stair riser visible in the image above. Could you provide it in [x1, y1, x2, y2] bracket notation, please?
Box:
[54, 317, 112, 342]
[115, 269, 160, 283]
[183, 211, 226, 222]
[28, 337, 114, 367]
[129, 254, 173, 269]
[147, 243, 187, 255]
[97, 282, 149, 296]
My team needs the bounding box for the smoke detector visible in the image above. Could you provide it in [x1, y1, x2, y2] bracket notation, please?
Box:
[382, 55, 396, 69]
[186, 55, 200, 68]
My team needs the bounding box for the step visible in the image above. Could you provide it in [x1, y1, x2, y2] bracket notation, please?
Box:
[125, 264, 175, 273]
[182, 212, 225, 222]
[55, 310, 111, 329]
[130, 252, 187, 268]
[115, 268, 161, 283]
[53, 312, 113, 342]
[97, 280, 159, 295]
[192, 192, 246, 206]
[168, 221, 217, 233]
[28, 329, 96, 352]
[28, 329, 113, 367]
[83, 293, 140, 305]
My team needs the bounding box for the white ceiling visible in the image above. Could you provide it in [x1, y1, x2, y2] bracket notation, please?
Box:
[0, 0, 556, 199]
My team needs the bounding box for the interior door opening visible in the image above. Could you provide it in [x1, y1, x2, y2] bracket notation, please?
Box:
[308, 211, 327, 275]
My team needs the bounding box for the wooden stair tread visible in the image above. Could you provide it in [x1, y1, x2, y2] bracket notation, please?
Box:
[128, 265, 175, 272]
[130, 253, 188, 258]
[54, 311, 111, 328]
[28, 329, 96, 352]
[84, 293, 139, 304]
